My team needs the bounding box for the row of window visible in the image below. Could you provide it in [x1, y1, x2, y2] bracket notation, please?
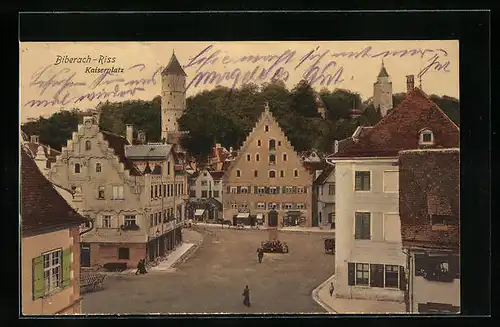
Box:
[243, 152, 288, 164]
[354, 170, 399, 193]
[348, 262, 404, 289]
[150, 183, 184, 199]
[82, 214, 137, 229]
[96, 185, 124, 200]
[228, 185, 307, 195]
[200, 180, 221, 186]
[189, 190, 221, 198]
[229, 202, 307, 210]
[149, 209, 176, 227]
[319, 184, 336, 196]
[236, 168, 299, 178]
[74, 162, 102, 174]
[354, 212, 400, 242]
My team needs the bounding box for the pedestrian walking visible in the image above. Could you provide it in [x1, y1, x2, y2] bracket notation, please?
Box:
[242, 285, 251, 307]
[139, 258, 148, 274]
[135, 259, 143, 275]
[329, 282, 334, 297]
[257, 247, 264, 263]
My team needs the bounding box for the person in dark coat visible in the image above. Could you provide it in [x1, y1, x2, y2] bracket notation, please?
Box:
[140, 258, 148, 274]
[135, 259, 142, 275]
[242, 285, 250, 307]
[329, 282, 334, 297]
[257, 247, 264, 263]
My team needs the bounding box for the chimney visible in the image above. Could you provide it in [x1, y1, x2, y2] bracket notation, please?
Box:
[406, 75, 415, 93]
[126, 124, 133, 144]
[30, 135, 39, 143]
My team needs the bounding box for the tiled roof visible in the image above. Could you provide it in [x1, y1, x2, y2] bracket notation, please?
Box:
[399, 149, 460, 250]
[209, 171, 225, 180]
[221, 161, 231, 171]
[21, 149, 87, 234]
[161, 53, 187, 76]
[302, 161, 328, 173]
[24, 142, 61, 162]
[378, 64, 389, 78]
[313, 165, 334, 185]
[101, 131, 142, 176]
[332, 88, 459, 158]
[125, 144, 173, 158]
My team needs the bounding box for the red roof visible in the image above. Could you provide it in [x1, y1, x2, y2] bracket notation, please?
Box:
[399, 149, 460, 250]
[24, 142, 61, 163]
[21, 149, 87, 234]
[209, 171, 225, 180]
[302, 161, 328, 173]
[102, 131, 142, 176]
[332, 88, 459, 158]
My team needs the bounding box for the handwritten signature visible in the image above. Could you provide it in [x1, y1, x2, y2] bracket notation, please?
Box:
[183, 45, 451, 90]
[24, 64, 163, 108]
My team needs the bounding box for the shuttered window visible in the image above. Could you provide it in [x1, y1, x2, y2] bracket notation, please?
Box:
[355, 212, 371, 240]
[384, 213, 401, 243]
[33, 248, 71, 300]
[355, 171, 370, 191]
[383, 171, 399, 193]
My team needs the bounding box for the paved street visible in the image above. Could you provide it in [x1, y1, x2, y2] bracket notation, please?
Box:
[82, 227, 335, 314]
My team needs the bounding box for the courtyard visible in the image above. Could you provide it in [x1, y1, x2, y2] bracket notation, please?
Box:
[82, 227, 335, 314]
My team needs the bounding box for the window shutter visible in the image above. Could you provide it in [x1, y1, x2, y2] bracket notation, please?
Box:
[254, 186, 258, 194]
[364, 173, 370, 190]
[355, 213, 362, 239]
[237, 186, 241, 194]
[282, 186, 286, 193]
[227, 185, 230, 193]
[62, 248, 72, 289]
[399, 266, 406, 290]
[265, 187, 269, 194]
[119, 186, 124, 199]
[304, 187, 307, 194]
[32, 256, 45, 300]
[112, 186, 117, 199]
[370, 264, 384, 287]
[276, 187, 280, 194]
[362, 214, 371, 239]
[248, 185, 252, 194]
[348, 263, 355, 286]
[355, 173, 362, 190]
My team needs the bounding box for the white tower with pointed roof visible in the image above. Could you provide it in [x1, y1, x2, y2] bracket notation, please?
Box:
[373, 60, 393, 117]
[161, 51, 187, 141]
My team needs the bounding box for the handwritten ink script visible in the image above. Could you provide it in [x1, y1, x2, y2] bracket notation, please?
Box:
[25, 64, 163, 108]
[23, 44, 452, 108]
[185, 45, 451, 90]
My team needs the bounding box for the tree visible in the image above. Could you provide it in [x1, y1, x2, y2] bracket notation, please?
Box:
[290, 80, 319, 118]
[321, 89, 362, 121]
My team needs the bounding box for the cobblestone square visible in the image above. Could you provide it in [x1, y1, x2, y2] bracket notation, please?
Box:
[82, 227, 335, 314]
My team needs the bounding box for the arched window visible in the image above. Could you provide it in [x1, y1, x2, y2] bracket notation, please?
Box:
[419, 128, 434, 145]
[269, 170, 276, 178]
[85, 140, 91, 151]
[283, 153, 287, 161]
[75, 163, 81, 173]
[257, 140, 261, 146]
[256, 154, 260, 162]
[269, 139, 276, 150]
[269, 154, 276, 164]
[96, 163, 102, 173]
[294, 169, 299, 177]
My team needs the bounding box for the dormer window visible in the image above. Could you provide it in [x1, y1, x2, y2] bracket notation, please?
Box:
[430, 214, 453, 231]
[85, 140, 91, 151]
[419, 129, 434, 145]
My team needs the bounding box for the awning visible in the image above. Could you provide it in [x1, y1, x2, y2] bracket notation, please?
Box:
[256, 214, 263, 219]
[237, 212, 250, 218]
[195, 209, 205, 216]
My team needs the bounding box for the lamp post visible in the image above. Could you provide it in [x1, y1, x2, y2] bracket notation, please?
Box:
[155, 230, 160, 260]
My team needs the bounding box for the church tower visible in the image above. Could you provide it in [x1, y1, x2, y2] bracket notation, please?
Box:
[373, 60, 393, 117]
[161, 51, 187, 142]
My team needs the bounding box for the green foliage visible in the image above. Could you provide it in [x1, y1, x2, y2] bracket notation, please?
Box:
[21, 82, 460, 159]
[320, 89, 362, 121]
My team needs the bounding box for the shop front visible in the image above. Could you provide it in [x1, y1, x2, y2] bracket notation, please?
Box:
[283, 211, 306, 227]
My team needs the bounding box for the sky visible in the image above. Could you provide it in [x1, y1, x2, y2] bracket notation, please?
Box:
[19, 40, 459, 122]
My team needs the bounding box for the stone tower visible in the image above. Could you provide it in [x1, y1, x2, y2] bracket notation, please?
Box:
[161, 51, 187, 142]
[373, 60, 393, 117]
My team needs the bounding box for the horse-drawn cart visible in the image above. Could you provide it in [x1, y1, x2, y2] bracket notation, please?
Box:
[324, 238, 335, 254]
[261, 240, 289, 253]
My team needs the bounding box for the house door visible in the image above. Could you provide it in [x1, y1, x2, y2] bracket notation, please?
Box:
[268, 210, 278, 227]
[80, 243, 91, 267]
[312, 213, 319, 227]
